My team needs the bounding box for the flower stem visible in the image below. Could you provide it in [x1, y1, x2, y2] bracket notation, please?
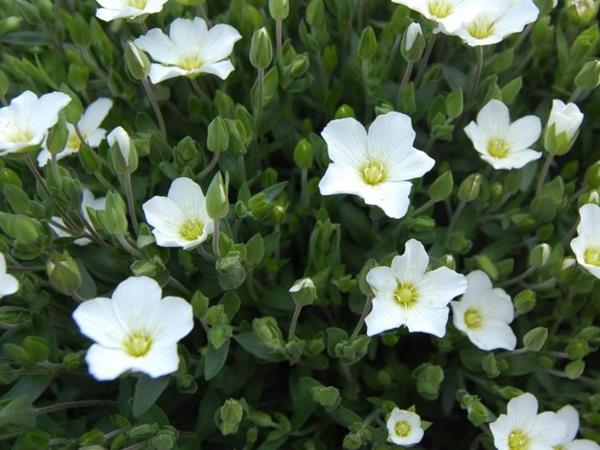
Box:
[212, 219, 221, 256]
[415, 34, 437, 85]
[288, 304, 303, 341]
[361, 59, 370, 121]
[122, 173, 139, 234]
[569, 87, 582, 103]
[351, 295, 373, 339]
[536, 152, 556, 197]
[116, 233, 142, 258]
[396, 60, 414, 108]
[142, 78, 166, 137]
[444, 200, 466, 247]
[276, 19, 284, 65]
[467, 46, 484, 105]
[499, 266, 536, 288]
[168, 276, 191, 297]
[300, 168, 309, 207]
[238, 156, 247, 183]
[197, 152, 220, 180]
[34, 400, 117, 416]
[190, 78, 211, 102]
[254, 68, 265, 135]
[411, 199, 435, 217]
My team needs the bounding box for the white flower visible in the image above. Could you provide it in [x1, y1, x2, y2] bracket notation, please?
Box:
[464, 99, 542, 170]
[451, 0, 539, 46]
[0, 91, 71, 156]
[555, 405, 600, 450]
[364, 239, 467, 337]
[0, 252, 19, 300]
[289, 278, 316, 293]
[570, 203, 600, 280]
[391, 0, 476, 33]
[95, 0, 168, 22]
[143, 177, 214, 249]
[107, 126, 131, 162]
[49, 189, 106, 246]
[319, 112, 435, 219]
[490, 393, 567, 450]
[547, 99, 584, 142]
[386, 408, 425, 446]
[37, 98, 112, 167]
[134, 17, 242, 84]
[73, 276, 194, 380]
[451, 271, 517, 351]
[405, 23, 423, 51]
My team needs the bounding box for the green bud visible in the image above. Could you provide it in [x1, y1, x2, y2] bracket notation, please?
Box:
[108, 127, 138, 174]
[529, 243, 551, 268]
[269, 0, 289, 20]
[482, 353, 500, 378]
[62, 352, 81, 369]
[467, 401, 494, 426]
[248, 193, 273, 220]
[63, 93, 83, 125]
[334, 335, 369, 365]
[439, 254, 456, 270]
[566, 0, 599, 25]
[68, 14, 90, 48]
[306, 0, 325, 27]
[250, 27, 273, 69]
[565, 360, 585, 379]
[523, 327, 548, 352]
[514, 290, 536, 315]
[322, 45, 338, 72]
[129, 424, 159, 440]
[0, 213, 40, 244]
[343, 432, 362, 449]
[46, 252, 82, 295]
[240, 5, 263, 37]
[414, 363, 445, 401]
[289, 53, 311, 77]
[566, 339, 590, 360]
[124, 41, 150, 81]
[253, 317, 284, 351]
[458, 173, 483, 202]
[428, 170, 454, 202]
[45, 120, 69, 154]
[311, 385, 340, 409]
[207, 117, 230, 153]
[575, 59, 600, 91]
[205, 304, 228, 326]
[446, 89, 464, 119]
[293, 138, 314, 169]
[191, 291, 209, 319]
[78, 144, 101, 174]
[22, 336, 49, 363]
[206, 172, 230, 220]
[289, 277, 317, 307]
[208, 324, 233, 349]
[401, 23, 425, 62]
[358, 26, 377, 60]
[585, 161, 600, 188]
[101, 191, 128, 235]
[216, 399, 244, 436]
[559, 257, 577, 281]
[335, 104, 355, 119]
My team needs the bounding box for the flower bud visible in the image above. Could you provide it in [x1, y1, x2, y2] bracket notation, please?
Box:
[205, 304, 228, 326]
[528, 243, 551, 268]
[216, 399, 244, 436]
[335, 104, 355, 119]
[101, 191, 128, 235]
[565, 360, 585, 379]
[124, 41, 150, 81]
[311, 386, 340, 408]
[559, 256, 577, 281]
[401, 23, 425, 62]
[523, 327, 548, 352]
[269, 0, 289, 20]
[216, 254, 246, 290]
[458, 173, 483, 202]
[78, 144, 100, 174]
[514, 289, 536, 315]
[544, 100, 584, 155]
[46, 252, 82, 295]
[208, 324, 233, 349]
[108, 127, 138, 174]
[343, 432, 362, 449]
[438, 254, 456, 270]
[414, 363, 444, 401]
[428, 170, 454, 202]
[289, 53, 311, 77]
[566, 0, 599, 25]
[293, 138, 313, 169]
[289, 277, 317, 307]
[250, 27, 273, 69]
[63, 93, 82, 125]
[585, 161, 600, 188]
[207, 117, 230, 153]
[252, 317, 284, 351]
[566, 338, 590, 360]
[45, 120, 69, 155]
[575, 59, 600, 91]
[358, 26, 377, 60]
[206, 172, 230, 220]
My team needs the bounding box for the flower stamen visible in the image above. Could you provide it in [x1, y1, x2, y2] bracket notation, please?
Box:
[179, 219, 205, 241]
[584, 246, 600, 266]
[468, 16, 495, 39]
[125, 0, 148, 9]
[464, 308, 483, 329]
[428, 0, 453, 18]
[360, 159, 388, 186]
[487, 138, 511, 158]
[395, 420, 411, 437]
[179, 54, 203, 70]
[508, 429, 531, 450]
[123, 331, 153, 357]
[394, 283, 418, 308]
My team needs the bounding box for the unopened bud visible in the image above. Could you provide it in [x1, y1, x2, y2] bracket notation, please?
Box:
[289, 277, 317, 307]
[206, 172, 229, 220]
[358, 26, 377, 60]
[293, 138, 313, 169]
[207, 117, 230, 153]
[269, 0, 289, 20]
[47, 252, 82, 295]
[124, 41, 150, 81]
[250, 27, 273, 69]
[108, 127, 138, 174]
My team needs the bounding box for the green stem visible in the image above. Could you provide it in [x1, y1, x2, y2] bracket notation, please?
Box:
[467, 46, 484, 105]
[254, 68, 265, 135]
[411, 199, 435, 217]
[362, 59, 370, 121]
[212, 219, 221, 256]
[288, 305, 303, 341]
[499, 266, 536, 288]
[142, 78, 167, 137]
[536, 152, 556, 197]
[116, 233, 142, 258]
[396, 60, 414, 108]
[276, 19, 283, 65]
[34, 400, 117, 416]
[444, 200, 466, 247]
[350, 296, 373, 339]
[197, 152, 220, 180]
[190, 78, 211, 102]
[168, 276, 191, 297]
[122, 173, 139, 234]
[415, 34, 437, 85]
[300, 168, 308, 207]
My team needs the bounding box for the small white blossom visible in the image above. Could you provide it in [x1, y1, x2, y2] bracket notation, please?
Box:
[49, 189, 106, 246]
[386, 408, 425, 446]
[0, 91, 71, 156]
[73, 276, 194, 380]
[319, 112, 435, 219]
[555, 405, 600, 450]
[95, 0, 168, 22]
[570, 203, 600, 280]
[451, 271, 517, 351]
[143, 177, 214, 250]
[134, 17, 242, 84]
[404, 23, 423, 51]
[107, 126, 131, 163]
[547, 99, 584, 142]
[391, 0, 476, 33]
[364, 239, 467, 337]
[464, 99, 542, 170]
[289, 278, 316, 293]
[490, 393, 566, 450]
[38, 98, 112, 167]
[0, 252, 19, 300]
[451, 0, 539, 46]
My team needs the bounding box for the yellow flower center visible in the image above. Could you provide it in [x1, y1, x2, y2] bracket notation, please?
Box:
[67, 132, 82, 150]
[555, 446, 565, 450]
[487, 138, 511, 158]
[394, 283, 418, 308]
[7, 129, 34, 144]
[428, 0, 453, 18]
[468, 16, 495, 39]
[179, 54, 203, 70]
[395, 420, 411, 437]
[359, 159, 388, 186]
[584, 246, 600, 266]
[125, 0, 147, 9]
[464, 308, 483, 329]
[508, 430, 531, 450]
[179, 219, 205, 241]
[123, 331, 153, 357]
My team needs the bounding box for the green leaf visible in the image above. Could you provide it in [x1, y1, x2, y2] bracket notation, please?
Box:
[204, 339, 230, 380]
[132, 375, 170, 418]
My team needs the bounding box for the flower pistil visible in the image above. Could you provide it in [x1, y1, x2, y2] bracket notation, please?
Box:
[123, 331, 153, 357]
[584, 246, 600, 266]
[428, 0, 453, 18]
[360, 159, 388, 185]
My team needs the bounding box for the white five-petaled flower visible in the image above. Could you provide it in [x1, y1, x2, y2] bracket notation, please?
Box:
[464, 99, 542, 170]
[38, 98, 112, 167]
[0, 91, 71, 156]
[143, 177, 214, 250]
[391, 0, 476, 33]
[555, 405, 600, 450]
[73, 276, 194, 380]
[364, 239, 467, 337]
[451, 270, 517, 351]
[95, 0, 168, 22]
[547, 99, 584, 142]
[49, 188, 106, 246]
[0, 252, 19, 300]
[570, 203, 600, 280]
[451, 0, 539, 46]
[386, 408, 425, 446]
[490, 393, 567, 450]
[134, 17, 242, 84]
[319, 112, 435, 219]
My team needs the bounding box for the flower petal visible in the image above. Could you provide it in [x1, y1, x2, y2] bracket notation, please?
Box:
[29, 92, 71, 132]
[365, 295, 405, 336]
[465, 121, 488, 153]
[151, 296, 194, 344]
[321, 118, 367, 169]
[85, 344, 133, 380]
[167, 177, 207, 216]
[318, 163, 364, 197]
[72, 297, 127, 347]
[148, 64, 191, 84]
[169, 17, 208, 48]
[78, 98, 113, 137]
[111, 276, 163, 332]
[366, 266, 397, 297]
[468, 319, 517, 351]
[200, 60, 236, 80]
[477, 100, 510, 139]
[391, 238, 429, 284]
[405, 303, 449, 337]
[506, 115, 542, 151]
[531, 411, 567, 447]
[0, 274, 19, 297]
[366, 112, 416, 160]
[506, 393, 539, 427]
[481, 148, 542, 170]
[134, 30, 179, 65]
[556, 405, 580, 444]
[143, 196, 186, 235]
[200, 24, 242, 63]
[133, 343, 180, 378]
[418, 267, 467, 308]
[361, 181, 413, 219]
